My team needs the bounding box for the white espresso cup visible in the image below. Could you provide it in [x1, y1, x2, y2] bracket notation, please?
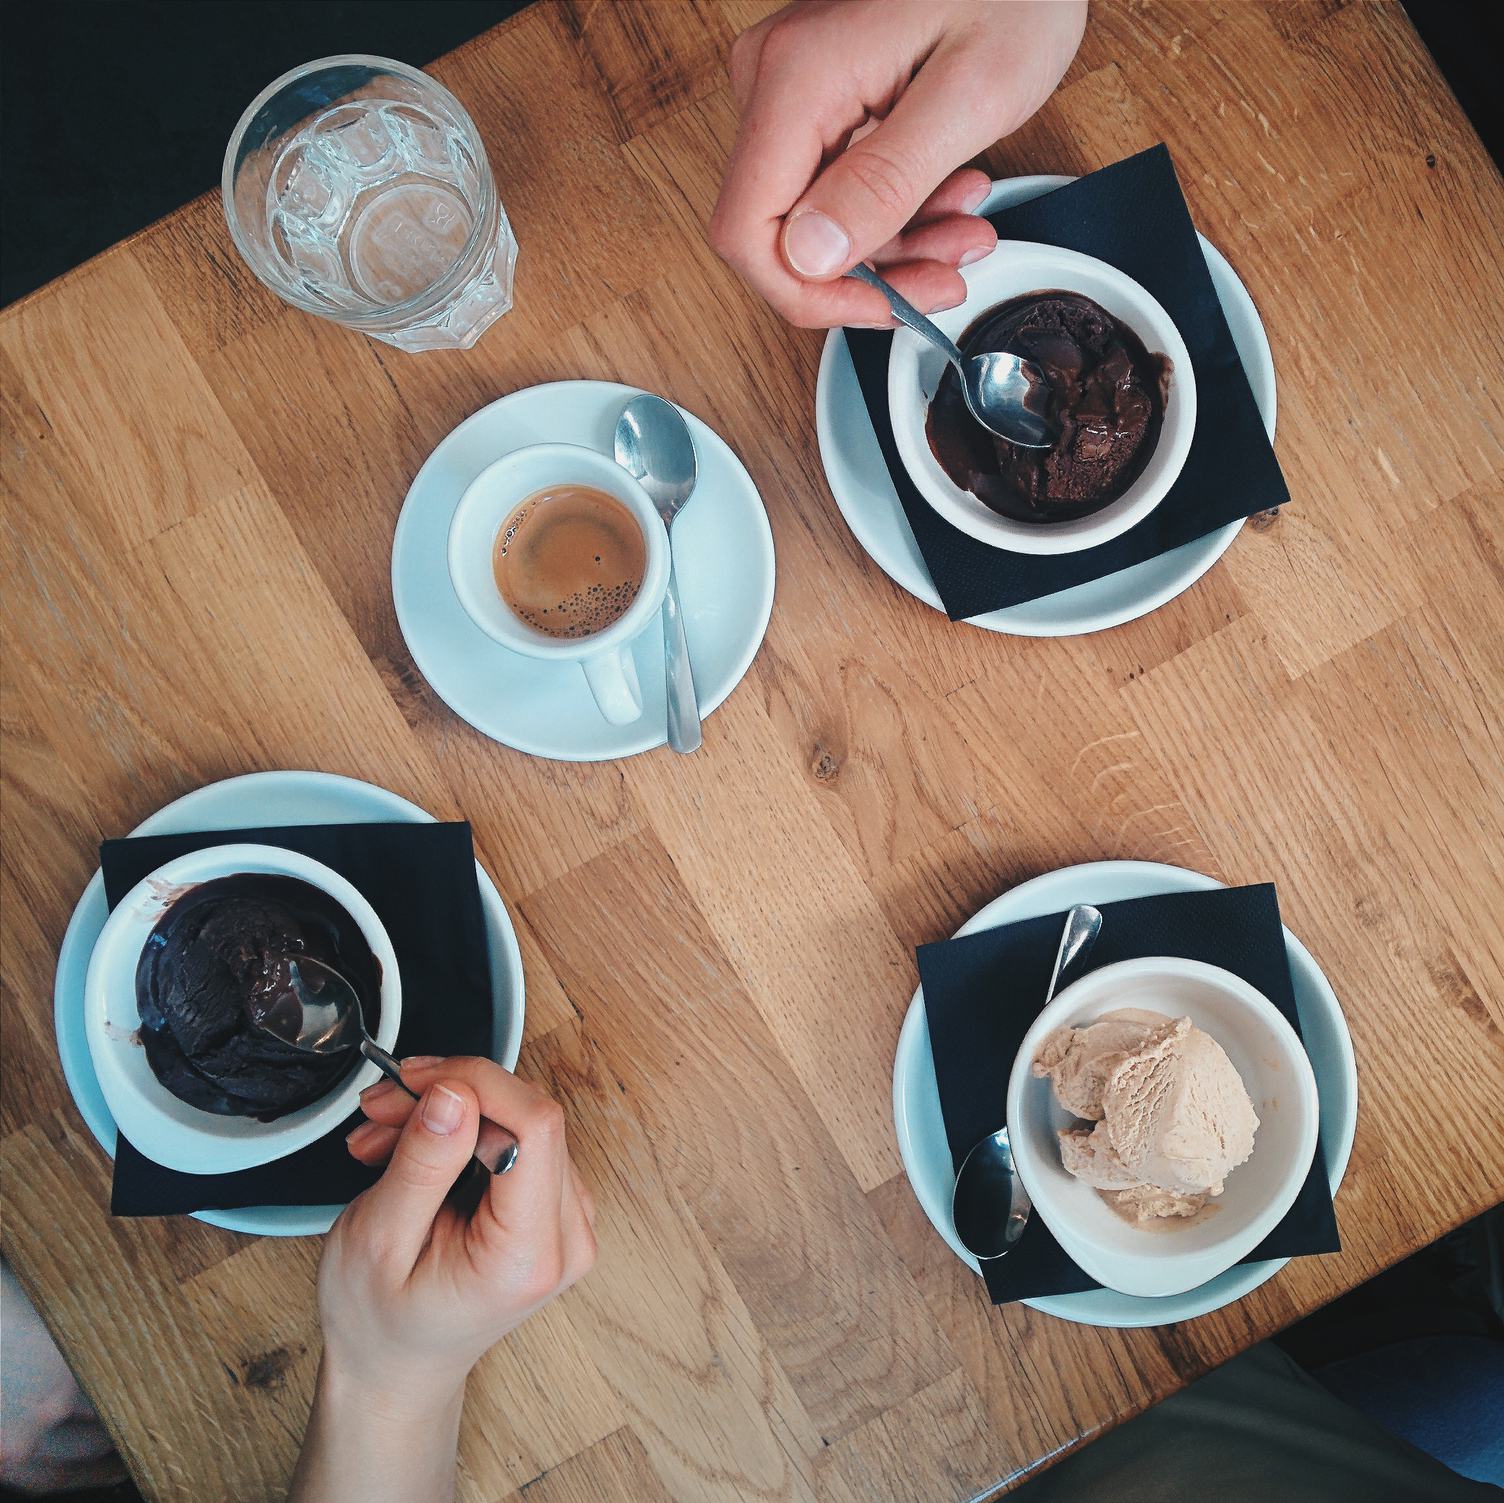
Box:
[448, 443, 670, 724]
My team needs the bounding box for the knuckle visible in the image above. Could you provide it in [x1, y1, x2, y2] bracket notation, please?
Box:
[754, 18, 802, 76]
[530, 1097, 567, 1140]
[841, 144, 921, 222]
[390, 1146, 455, 1190]
[521, 1251, 567, 1305]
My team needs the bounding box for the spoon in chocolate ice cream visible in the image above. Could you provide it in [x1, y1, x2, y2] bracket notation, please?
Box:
[252, 954, 519, 1176]
[951, 904, 1103, 1261]
[845, 263, 1056, 448]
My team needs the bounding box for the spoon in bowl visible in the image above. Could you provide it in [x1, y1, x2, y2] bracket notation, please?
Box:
[251, 953, 518, 1176]
[844, 263, 1056, 448]
[950, 903, 1103, 1261]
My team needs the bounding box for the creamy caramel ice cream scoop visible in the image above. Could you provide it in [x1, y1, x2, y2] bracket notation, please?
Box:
[1035, 1010, 1259, 1222]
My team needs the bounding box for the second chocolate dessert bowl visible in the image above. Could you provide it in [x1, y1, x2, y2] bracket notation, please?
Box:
[84, 843, 401, 1175]
[887, 242, 1196, 556]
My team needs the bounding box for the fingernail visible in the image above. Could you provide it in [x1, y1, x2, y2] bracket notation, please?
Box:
[360, 1078, 398, 1105]
[346, 1120, 381, 1148]
[782, 209, 851, 278]
[961, 182, 990, 214]
[401, 1055, 443, 1070]
[959, 246, 991, 268]
[926, 293, 965, 314]
[422, 1085, 465, 1135]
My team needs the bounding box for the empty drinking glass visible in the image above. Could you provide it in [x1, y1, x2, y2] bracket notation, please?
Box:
[223, 55, 517, 352]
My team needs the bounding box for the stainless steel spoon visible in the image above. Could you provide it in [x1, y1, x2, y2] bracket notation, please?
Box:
[844, 262, 1055, 448]
[951, 903, 1103, 1260]
[615, 394, 702, 754]
[252, 954, 518, 1176]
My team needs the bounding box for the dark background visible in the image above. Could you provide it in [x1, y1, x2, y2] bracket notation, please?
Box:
[0, 1, 529, 304]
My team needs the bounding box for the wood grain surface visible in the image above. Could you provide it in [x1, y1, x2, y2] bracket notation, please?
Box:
[3, 2, 1503, 1500]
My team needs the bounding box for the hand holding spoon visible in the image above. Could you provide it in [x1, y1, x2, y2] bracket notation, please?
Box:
[844, 263, 1056, 448]
[951, 904, 1103, 1261]
[253, 954, 518, 1176]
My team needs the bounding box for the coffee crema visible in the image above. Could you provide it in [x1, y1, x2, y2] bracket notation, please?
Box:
[492, 484, 646, 639]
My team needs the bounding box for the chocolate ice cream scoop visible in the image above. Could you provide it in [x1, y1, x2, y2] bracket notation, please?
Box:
[134, 874, 381, 1119]
[927, 291, 1171, 523]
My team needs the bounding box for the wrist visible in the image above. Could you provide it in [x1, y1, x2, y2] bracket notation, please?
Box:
[317, 1348, 469, 1429]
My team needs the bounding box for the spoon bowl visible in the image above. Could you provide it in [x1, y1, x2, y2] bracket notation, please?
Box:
[845, 262, 1054, 447]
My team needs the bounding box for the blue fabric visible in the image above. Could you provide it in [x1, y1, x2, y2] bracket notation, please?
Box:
[1315, 1335, 1504, 1487]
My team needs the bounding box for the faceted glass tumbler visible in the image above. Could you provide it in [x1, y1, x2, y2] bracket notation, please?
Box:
[223, 55, 517, 352]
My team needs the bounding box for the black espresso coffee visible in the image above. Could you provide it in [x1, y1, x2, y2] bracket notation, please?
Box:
[492, 484, 647, 639]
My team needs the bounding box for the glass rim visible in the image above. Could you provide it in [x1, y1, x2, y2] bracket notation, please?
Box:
[220, 52, 497, 325]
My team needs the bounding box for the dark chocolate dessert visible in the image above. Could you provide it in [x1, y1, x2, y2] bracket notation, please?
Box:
[927, 291, 1170, 523]
[134, 874, 380, 1119]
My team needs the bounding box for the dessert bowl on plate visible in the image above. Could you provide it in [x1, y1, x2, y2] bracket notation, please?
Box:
[888, 242, 1196, 556]
[1006, 956, 1318, 1299]
[84, 842, 401, 1175]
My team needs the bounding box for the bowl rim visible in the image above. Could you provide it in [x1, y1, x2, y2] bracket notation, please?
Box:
[83, 842, 402, 1175]
[1005, 955, 1320, 1298]
[887, 241, 1197, 556]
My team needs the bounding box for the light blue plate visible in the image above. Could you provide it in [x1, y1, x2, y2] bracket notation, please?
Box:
[816, 175, 1277, 636]
[392, 380, 775, 761]
[54, 770, 525, 1238]
[892, 860, 1357, 1327]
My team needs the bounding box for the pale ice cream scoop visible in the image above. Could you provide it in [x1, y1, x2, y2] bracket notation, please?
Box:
[1030, 1007, 1166, 1119]
[1035, 1010, 1259, 1222]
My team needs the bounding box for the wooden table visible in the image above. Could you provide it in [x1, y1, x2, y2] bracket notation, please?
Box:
[3, 3, 1501, 1499]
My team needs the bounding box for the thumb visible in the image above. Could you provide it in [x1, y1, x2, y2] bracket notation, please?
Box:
[779, 63, 978, 281]
[360, 1082, 478, 1267]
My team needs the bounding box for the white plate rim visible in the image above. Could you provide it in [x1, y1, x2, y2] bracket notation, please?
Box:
[53, 769, 525, 1237]
[392, 379, 776, 762]
[892, 859, 1358, 1327]
[815, 174, 1277, 636]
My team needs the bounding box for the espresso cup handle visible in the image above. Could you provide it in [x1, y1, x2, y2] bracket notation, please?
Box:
[581, 643, 643, 724]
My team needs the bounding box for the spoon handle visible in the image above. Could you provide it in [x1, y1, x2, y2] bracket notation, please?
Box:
[361, 1038, 520, 1176]
[844, 263, 966, 370]
[1045, 905, 1103, 1004]
[661, 563, 702, 754]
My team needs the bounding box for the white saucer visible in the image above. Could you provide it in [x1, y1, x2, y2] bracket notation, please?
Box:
[816, 176, 1278, 636]
[53, 770, 525, 1238]
[393, 380, 776, 761]
[892, 860, 1357, 1328]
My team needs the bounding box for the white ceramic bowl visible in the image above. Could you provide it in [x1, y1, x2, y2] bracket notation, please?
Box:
[1005, 957, 1318, 1299]
[888, 242, 1196, 555]
[84, 843, 402, 1175]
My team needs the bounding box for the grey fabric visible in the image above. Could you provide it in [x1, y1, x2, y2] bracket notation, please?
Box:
[1009, 1342, 1500, 1501]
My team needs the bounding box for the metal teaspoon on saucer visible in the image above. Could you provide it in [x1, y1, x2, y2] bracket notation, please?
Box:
[615, 394, 702, 754]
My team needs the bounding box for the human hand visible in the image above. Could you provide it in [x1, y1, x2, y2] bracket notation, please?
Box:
[709, 0, 1086, 328]
[322, 1057, 597, 1404]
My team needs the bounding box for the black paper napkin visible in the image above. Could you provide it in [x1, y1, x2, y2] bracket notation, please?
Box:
[100, 821, 494, 1217]
[917, 884, 1339, 1305]
[844, 144, 1289, 621]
